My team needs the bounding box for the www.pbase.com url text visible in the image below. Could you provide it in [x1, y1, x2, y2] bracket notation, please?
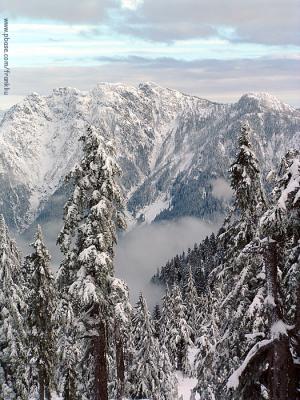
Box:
[3, 18, 10, 95]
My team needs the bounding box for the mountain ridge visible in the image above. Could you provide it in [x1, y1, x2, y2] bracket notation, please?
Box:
[0, 82, 299, 232]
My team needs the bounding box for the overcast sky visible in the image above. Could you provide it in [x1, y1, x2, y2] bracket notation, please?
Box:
[0, 0, 299, 106]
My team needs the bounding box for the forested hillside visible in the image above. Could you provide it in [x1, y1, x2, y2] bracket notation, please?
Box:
[153, 122, 300, 399]
[0, 121, 299, 400]
[0, 84, 299, 233]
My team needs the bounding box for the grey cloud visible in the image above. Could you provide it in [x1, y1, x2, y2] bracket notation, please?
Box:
[115, 217, 220, 309]
[15, 215, 219, 310]
[79, 29, 100, 38]
[8, 57, 300, 106]
[0, 95, 25, 110]
[119, 0, 300, 45]
[1, 0, 299, 45]
[15, 218, 63, 270]
[0, 0, 117, 23]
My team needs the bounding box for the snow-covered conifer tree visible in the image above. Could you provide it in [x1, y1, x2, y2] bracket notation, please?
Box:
[0, 215, 28, 399]
[57, 125, 126, 400]
[25, 226, 57, 400]
[183, 266, 199, 341]
[196, 141, 300, 399]
[158, 343, 178, 400]
[171, 285, 193, 374]
[229, 120, 267, 244]
[195, 122, 269, 399]
[153, 304, 162, 338]
[160, 285, 174, 357]
[109, 278, 132, 400]
[229, 149, 300, 399]
[194, 292, 221, 397]
[55, 293, 81, 400]
[128, 293, 177, 399]
[161, 284, 192, 374]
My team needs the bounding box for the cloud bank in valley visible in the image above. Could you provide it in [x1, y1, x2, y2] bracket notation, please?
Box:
[15, 215, 221, 311]
[115, 217, 221, 310]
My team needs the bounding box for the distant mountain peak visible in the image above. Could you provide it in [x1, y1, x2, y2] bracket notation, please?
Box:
[238, 92, 295, 113]
[0, 83, 299, 232]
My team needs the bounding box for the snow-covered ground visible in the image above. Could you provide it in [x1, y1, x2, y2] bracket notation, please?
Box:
[48, 346, 199, 400]
[176, 345, 199, 400]
[137, 195, 170, 223]
[176, 372, 198, 400]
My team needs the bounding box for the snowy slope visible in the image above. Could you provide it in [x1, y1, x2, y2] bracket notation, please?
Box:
[0, 83, 299, 231]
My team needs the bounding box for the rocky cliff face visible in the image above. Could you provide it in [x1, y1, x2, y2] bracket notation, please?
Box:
[0, 83, 299, 232]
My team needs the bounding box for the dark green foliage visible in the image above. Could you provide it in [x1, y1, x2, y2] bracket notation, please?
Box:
[0, 215, 28, 400]
[152, 232, 219, 295]
[25, 226, 57, 400]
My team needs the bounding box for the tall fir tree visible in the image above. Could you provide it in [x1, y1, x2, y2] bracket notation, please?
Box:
[57, 125, 126, 400]
[55, 291, 81, 400]
[160, 285, 174, 354]
[183, 266, 199, 341]
[228, 149, 300, 399]
[161, 284, 192, 374]
[128, 294, 177, 400]
[0, 215, 28, 400]
[218, 120, 267, 262]
[230, 120, 267, 241]
[195, 123, 300, 400]
[109, 277, 132, 400]
[196, 121, 269, 399]
[25, 226, 57, 400]
[153, 304, 161, 339]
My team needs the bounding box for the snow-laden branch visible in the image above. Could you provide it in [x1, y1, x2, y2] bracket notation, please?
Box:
[227, 338, 274, 390]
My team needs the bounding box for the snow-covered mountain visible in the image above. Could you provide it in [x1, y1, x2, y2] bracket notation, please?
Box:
[0, 82, 299, 232]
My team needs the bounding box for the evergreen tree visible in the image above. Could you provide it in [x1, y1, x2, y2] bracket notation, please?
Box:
[57, 125, 126, 400]
[0, 215, 28, 400]
[195, 130, 300, 399]
[230, 121, 267, 234]
[160, 285, 174, 357]
[161, 284, 192, 374]
[171, 285, 193, 374]
[55, 293, 81, 400]
[157, 343, 178, 400]
[227, 149, 300, 399]
[153, 304, 161, 338]
[194, 292, 221, 397]
[128, 294, 176, 400]
[195, 122, 268, 399]
[183, 266, 199, 341]
[109, 278, 132, 400]
[25, 226, 57, 400]
[153, 232, 219, 296]
[220, 120, 267, 257]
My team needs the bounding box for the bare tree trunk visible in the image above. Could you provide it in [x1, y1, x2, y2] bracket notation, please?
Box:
[268, 336, 294, 400]
[63, 369, 76, 400]
[94, 319, 108, 400]
[177, 339, 184, 371]
[39, 367, 45, 400]
[264, 240, 282, 320]
[290, 265, 300, 400]
[115, 321, 125, 400]
[63, 370, 69, 400]
[294, 265, 300, 336]
[45, 374, 51, 400]
[264, 240, 293, 400]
